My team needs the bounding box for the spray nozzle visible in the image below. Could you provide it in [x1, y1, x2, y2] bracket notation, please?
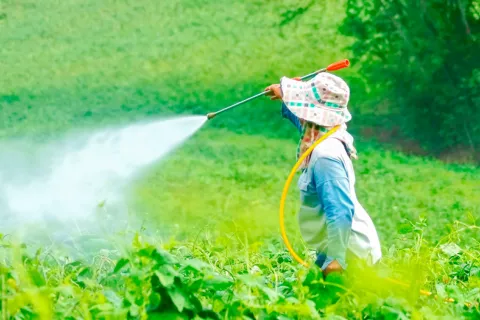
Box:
[206, 112, 217, 120]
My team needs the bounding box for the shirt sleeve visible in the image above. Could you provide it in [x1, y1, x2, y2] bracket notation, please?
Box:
[281, 103, 302, 133]
[312, 156, 354, 270]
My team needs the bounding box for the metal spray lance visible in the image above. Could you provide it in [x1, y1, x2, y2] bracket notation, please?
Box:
[206, 59, 350, 120]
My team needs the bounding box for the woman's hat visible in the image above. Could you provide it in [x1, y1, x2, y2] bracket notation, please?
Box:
[280, 73, 352, 126]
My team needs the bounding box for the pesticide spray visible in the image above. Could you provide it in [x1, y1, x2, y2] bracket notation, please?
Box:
[0, 115, 207, 253]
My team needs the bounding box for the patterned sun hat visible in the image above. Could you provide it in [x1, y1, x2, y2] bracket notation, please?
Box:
[280, 73, 352, 126]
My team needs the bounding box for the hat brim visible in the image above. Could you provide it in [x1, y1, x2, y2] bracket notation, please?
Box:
[280, 76, 352, 126]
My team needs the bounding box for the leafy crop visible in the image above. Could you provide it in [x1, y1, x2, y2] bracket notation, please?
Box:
[1, 218, 479, 319]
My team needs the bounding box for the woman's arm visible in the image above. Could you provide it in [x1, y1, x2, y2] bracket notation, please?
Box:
[265, 83, 303, 133]
[281, 103, 303, 133]
[312, 156, 354, 271]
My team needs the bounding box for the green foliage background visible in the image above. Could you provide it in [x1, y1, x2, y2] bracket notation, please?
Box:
[341, 0, 479, 158]
[0, 0, 479, 319]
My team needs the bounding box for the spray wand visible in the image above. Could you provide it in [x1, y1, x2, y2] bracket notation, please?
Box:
[206, 59, 350, 120]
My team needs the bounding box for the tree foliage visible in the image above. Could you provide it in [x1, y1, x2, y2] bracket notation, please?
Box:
[341, 0, 480, 158]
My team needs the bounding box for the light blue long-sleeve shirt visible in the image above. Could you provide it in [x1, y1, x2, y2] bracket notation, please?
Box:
[281, 103, 354, 270]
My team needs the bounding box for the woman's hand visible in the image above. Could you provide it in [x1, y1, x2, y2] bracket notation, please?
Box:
[264, 84, 283, 100]
[265, 77, 301, 101]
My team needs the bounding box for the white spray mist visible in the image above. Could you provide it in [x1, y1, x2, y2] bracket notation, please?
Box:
[0, 115, 207, 251]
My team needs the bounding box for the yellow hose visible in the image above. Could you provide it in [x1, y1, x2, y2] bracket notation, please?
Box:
[279, 125, 341, 267]
[277, 125, 452, 302]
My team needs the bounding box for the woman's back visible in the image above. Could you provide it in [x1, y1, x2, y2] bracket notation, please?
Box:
[298, 137, 382, 265]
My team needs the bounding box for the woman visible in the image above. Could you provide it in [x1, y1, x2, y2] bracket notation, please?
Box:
[265, 72, 382, 276]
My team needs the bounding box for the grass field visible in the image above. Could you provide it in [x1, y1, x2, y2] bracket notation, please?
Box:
[1, 0, 479, 319]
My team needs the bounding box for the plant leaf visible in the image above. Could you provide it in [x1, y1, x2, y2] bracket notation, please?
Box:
[435, 283, 446, 298]
[440, 243, 462, 257]
[29, 269, 46, 287]
[168, 287, 187, 312]
[155, 270, 175, 288]
[113, 258, 129, 273]
[104, 290, 122, 307]
[149, 292, 162, 309]
[203, 274, 234, 291]
[182, 259, 210, 271]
